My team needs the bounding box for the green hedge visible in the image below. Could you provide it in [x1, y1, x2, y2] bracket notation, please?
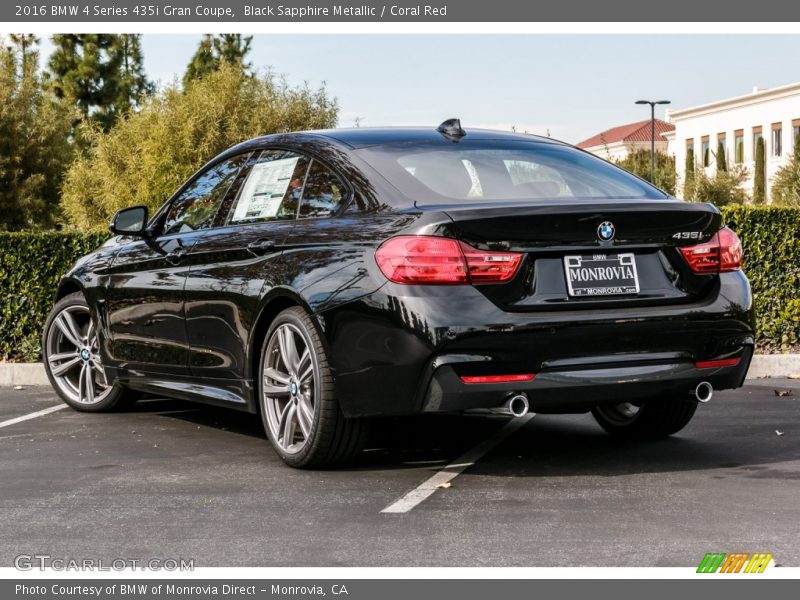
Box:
[1, 232, 109, 361]
[721, 206, 800, 351]
[0, 207, 798, 361]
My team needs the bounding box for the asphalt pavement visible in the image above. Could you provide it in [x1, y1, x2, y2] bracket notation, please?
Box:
[1, 379, 798, 567]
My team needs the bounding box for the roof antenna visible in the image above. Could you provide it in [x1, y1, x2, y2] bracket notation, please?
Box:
[436, 118, 466, 142]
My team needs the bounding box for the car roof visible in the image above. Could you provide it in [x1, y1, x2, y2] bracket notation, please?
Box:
[243, 127, 565, 150]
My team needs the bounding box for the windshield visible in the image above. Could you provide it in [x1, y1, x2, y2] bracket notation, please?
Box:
[356, 140, 668, 205]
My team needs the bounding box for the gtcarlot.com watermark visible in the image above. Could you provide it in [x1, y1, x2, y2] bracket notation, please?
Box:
[14, 554, 194, 571]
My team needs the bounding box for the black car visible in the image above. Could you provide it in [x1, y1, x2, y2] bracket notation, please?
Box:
[42, 120, 754, 468]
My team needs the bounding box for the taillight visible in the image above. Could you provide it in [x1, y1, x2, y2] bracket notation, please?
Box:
[678, 227, 742, 274]
[695, 357, 741, 369]
[460, 373, 535, 384]
[718, 227, 743, 271]
[375, 236, 522, 285]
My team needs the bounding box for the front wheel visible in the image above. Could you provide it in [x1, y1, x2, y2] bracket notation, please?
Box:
[42, 293, 136, 412]
[258, 307, 367, 468]
[591, 397, 698, 440]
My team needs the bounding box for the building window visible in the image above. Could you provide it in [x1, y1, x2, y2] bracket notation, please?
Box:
[772, 123, 782, 158]
[717, 133, 726, 165]
[753, 127, 763, 161]
[793, 119, 800, 150]
[701, 136, 710, 167]
[734, 130, 744, 163]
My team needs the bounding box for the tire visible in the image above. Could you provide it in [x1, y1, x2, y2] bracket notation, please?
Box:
[258, 306, 367, 468]
[591, 396, 698, 440]
[42, 292, 137, 412]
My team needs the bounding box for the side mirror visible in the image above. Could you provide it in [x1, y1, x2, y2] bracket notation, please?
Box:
[110, 206, 149, 237]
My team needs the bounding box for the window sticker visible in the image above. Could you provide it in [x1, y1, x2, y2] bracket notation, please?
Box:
[231, 156, 301, 222]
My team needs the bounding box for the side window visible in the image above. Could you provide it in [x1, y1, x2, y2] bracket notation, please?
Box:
[162, 155, 248, 235]
[298, 159, 346, 218]
[228, 150, 309, 225]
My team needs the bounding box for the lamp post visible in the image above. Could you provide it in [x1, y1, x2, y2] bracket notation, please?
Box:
[635, 99, 671, 184]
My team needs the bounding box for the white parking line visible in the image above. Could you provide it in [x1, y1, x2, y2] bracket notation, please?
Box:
[0, 404, 67, 429]
[381, 413, 535, 514]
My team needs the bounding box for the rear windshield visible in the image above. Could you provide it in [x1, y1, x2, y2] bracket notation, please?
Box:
[355, 140, 668, 204]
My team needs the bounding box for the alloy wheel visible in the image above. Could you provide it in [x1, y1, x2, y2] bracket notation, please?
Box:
[45, 305, 112, 405]
[262, 323, 316, 454]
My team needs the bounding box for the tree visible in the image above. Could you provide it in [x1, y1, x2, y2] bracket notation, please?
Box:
[684, 147, 695, 199]
[0, 36, 77, 230]
[48, 34, 152, 130]
[771, 134, 800, 206]
[183, 34, 217, 86]
[716, 141, 727, 172]
[213, 34, 252, 70]
[615, 148, 677, 195]
[61, 64, 339, 228]
[692, 164, 750, 206]
[112, 34, 153, 115]
[183, 34, 253, 86]
[753, 136, 766, 204]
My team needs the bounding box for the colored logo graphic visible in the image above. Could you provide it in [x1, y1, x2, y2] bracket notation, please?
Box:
[697, 552, 774, 573]
[597, 221, 615, 241]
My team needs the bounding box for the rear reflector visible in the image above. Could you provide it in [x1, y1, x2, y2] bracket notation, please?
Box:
[460, 373, 536, 384]
[678, 227, 742, 274]
[695, 358, 741, 369]
[375, 236, 522, 285]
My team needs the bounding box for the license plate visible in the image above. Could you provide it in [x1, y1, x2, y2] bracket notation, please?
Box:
[564, 253, 639, 297]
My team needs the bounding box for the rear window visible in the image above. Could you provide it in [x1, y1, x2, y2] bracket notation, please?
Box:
[355, 140, 668, 204]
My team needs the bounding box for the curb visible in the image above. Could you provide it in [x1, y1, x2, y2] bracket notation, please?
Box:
[0, 363, 50, 387]
[2, 355, 799, 387]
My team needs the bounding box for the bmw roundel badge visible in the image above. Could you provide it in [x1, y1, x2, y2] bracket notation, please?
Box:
[597, 221, 615, 241]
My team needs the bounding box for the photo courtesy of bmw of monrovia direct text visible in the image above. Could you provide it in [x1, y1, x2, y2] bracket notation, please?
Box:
[0, 1, 799, 598]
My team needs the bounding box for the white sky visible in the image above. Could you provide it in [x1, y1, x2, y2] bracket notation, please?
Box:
[37, 34, 800, 144]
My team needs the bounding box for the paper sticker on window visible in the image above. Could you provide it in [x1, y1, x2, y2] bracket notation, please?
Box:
[231, 156, 300, 223]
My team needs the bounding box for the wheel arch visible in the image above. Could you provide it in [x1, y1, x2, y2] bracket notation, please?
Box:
[54, 278, 84, 302]
[247, 289, 317, 384]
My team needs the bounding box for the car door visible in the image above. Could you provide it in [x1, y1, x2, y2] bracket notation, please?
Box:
[182, 149, 310, 385]
[104, 154, 250, 378]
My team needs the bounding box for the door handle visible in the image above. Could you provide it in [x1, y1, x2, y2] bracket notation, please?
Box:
[165, 248, 187, 264]
[247, 239, 277, 255]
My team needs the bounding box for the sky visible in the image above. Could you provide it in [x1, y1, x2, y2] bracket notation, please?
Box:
[38, 34, 800, 144]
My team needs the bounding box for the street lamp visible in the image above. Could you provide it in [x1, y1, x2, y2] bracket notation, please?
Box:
[635, 99, 671, 184]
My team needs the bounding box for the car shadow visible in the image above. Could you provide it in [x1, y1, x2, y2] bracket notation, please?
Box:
[130, 396, 800, 477]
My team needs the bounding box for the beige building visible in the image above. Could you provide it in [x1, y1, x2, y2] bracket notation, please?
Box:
[577, 118, 674, 162]
[665, 83, 800, 202]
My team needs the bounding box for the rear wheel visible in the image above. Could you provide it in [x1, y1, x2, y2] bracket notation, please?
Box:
[591, 397, 698, 440]
[42, 293, 137, 412]
[258, 307, 367, 468]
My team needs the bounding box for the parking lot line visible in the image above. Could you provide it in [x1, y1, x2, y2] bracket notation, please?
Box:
[0, 404, 67, 429]
[381, 413, 535, 514]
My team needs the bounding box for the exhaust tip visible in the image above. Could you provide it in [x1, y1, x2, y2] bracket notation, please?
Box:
[695, 381, 713, 403]
[507, 394, 530, 417]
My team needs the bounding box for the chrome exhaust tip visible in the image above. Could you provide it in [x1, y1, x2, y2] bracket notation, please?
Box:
[695, 381, 713, 403]
[491, 393, 530, 417]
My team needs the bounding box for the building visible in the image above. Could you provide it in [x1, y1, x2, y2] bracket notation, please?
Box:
[666, 82, 800, 202]
[577, 118, 674, 162]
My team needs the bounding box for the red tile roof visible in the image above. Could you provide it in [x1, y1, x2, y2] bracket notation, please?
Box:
[577, 119, 675, 149]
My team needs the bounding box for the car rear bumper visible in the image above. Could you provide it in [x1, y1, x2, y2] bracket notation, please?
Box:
[321, 271, 754, 417]
[420, 347, 753, 414]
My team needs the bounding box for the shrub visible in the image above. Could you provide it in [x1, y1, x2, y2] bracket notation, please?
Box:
[722, 206, 800, 351]
[691, 164, 749, 206]
[1, 209, 798, 361]
[615, 149, 677, 196]
[683, 148, 695, 199]
[771, 135, 800, 207]
[753, 137, 766, 204]
[60, 63, 338, 229]
[0, 231, 109, 361]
